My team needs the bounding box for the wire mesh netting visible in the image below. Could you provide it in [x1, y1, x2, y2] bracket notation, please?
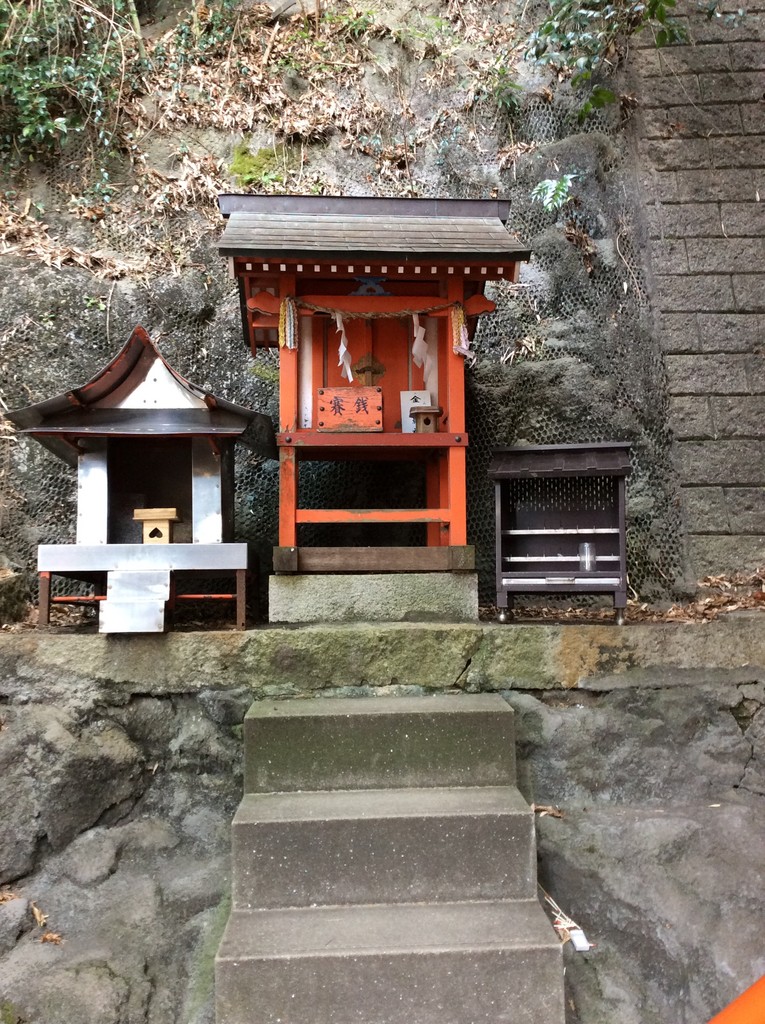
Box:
[0, 90, 685, 609]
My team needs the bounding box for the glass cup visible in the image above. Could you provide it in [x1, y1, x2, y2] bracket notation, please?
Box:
[579, 542, 596, 572]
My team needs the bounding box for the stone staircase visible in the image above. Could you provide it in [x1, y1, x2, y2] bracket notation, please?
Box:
[215, 694, 565, 1024]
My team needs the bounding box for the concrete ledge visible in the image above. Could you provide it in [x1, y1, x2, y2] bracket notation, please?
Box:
[268, 573, 479, 624]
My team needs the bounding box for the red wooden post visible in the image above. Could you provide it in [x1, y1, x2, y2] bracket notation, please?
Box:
[279, 447, 298, 547]
[235, 568, 247, 630]
[38, 571, 51, 626]
[447, 445, 468, 546]
[446, 278, 468, 546]
[426, 457, 441, 547]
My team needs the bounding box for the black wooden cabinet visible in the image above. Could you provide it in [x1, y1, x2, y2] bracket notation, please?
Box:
[488, 443, 631, 623]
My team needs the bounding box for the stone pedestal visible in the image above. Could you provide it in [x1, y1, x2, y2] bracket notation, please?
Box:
[268, 572, 479, 624]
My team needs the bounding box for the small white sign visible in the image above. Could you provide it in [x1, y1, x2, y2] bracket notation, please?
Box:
[400, 390, 430, 433]
[569, 928, 591, 952]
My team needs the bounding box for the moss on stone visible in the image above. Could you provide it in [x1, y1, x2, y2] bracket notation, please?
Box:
[0, 570, 27, 624]
[1, 1001, 22, 1024]
[249, 360, 280, 384]
[184, 889, 232, 1022]
[230, 142, 290, 187]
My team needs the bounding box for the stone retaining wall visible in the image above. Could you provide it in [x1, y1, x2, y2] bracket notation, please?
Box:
[1, 621, 764, 1024]
[632, 0, 765, 576]
[2, 618, 763, 696]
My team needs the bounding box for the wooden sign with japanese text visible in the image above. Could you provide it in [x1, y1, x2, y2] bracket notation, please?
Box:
[316, 387, 383, 432]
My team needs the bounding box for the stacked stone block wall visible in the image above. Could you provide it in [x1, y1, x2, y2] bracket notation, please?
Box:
[632, 1, 765, 577]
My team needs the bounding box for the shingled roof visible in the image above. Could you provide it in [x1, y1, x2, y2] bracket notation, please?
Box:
[218, 195, 530, 262]
[488, 443, 632, 479]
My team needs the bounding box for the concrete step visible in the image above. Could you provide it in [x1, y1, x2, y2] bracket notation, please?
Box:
[244, 695, 516, 793]
[216, 899, 565, 1024]
[232, 786, 536, 910]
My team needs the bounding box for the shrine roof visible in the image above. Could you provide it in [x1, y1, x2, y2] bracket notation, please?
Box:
[488, 443, 632, 479]
[218, 195, 530, 262]
[7, 325, 276, 466]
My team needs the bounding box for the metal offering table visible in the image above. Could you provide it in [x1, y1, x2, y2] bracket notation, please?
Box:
[8, 326, 275, 633]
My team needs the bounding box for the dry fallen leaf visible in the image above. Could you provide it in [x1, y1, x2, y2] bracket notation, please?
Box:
[0, 891, 19, 904]
[31, 902, 48, 928]
[533, 803, 564, 819]
[41, 931, 63, 944]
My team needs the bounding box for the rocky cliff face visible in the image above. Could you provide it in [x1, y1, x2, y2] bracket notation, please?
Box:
[1, 622, 764, 1023]
[0, 665, 246, 1024]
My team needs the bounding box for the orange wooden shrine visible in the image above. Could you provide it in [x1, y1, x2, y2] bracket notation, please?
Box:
[218, 196, 530, 575]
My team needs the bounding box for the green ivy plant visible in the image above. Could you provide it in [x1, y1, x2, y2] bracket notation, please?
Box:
[486, 63, 523, 116]
[531, 174, 577, 211]
[0, 0, 252, 163]
[526, 0, 686, 117]
[0, 0, 143, 161]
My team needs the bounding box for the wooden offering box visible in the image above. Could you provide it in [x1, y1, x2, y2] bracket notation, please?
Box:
[488, 443, 631, 622]
[219, 195, 530, 575]
[316, 387, 383, 432]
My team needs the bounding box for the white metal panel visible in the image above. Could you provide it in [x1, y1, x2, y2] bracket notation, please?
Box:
[100, 599, 166, 633]
[106, 570, 170, 601]
[76, 446, 108, 544]
[98, 348, 207, 410]
[115, 356, 205, 410]
[192, 438, 223, 543]
[38, 542, 248, 572]
[100, 569, 171, 632]
[503, 577, 621, 587]
[400, 391, 431, 434]
[298, 317, 313, 429]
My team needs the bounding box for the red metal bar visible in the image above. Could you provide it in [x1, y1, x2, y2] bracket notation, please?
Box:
[51, 595, 106, 603]
[708, 976, 765, 1024]
[175, 594, 235, 600]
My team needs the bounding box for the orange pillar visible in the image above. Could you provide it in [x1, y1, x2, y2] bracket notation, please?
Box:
[446, 278, 467, 546]
[279, 448, 298, 547]
[277, 273, 299, 547]
[708, 976, 765, 1024]
[425, 457, 442, 547]
[447, 446, 467, 545]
